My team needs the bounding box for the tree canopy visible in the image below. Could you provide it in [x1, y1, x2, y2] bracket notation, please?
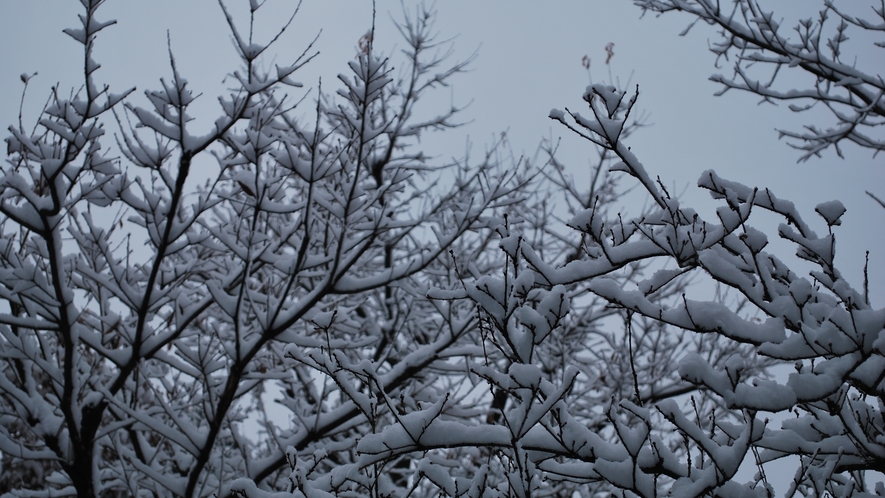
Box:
[0, 1, 882, 497]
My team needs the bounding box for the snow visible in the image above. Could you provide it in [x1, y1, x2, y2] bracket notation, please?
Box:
[638, 268, 686, 296]
[739, 226, 768, 253]
[508, 363, 542, 390]
[548, 108, 565, 121]
[416, 459, 457, 496]
[814, 200, 846, 226]
[357, 417, 512, 465]
[731, 379, 797, 412]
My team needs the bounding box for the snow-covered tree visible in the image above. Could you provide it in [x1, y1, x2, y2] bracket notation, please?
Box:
[630, 0, 885, 162]
[289, 82, 884, 497]
[545, 83, 883, 496]
[251, 2, 885, 495]
[3, 1, 882, 498]
[0, 1, 529, 496]
[0, 1, 688, 496]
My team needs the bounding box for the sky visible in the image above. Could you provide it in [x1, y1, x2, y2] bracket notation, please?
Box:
[0, 0, 882, 491]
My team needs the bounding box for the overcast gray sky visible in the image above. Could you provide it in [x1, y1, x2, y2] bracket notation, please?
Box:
[0, 0, 882, 488]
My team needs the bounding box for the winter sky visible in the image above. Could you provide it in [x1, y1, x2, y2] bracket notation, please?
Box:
[0, 0, 882, 489]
